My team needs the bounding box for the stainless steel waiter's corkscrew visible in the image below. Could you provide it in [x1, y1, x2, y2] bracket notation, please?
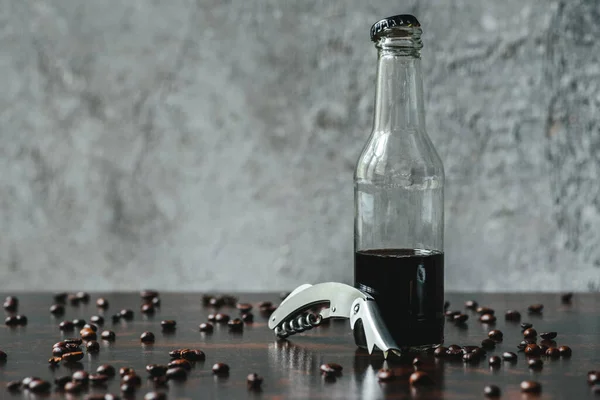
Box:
[268, 282, 402, 359]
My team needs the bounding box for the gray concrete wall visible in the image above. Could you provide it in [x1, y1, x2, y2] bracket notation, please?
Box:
[1, 0, 599, 291]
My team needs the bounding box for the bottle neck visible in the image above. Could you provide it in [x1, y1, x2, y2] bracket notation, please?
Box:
[372, 47, 426, 133]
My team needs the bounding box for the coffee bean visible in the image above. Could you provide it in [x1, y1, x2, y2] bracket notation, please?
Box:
[222, 295, 238, 306]
[15, 315, 27, 325]
[84, 323, 99, 333]
[50, 304, 65, 316]
[481, 339, 496, 349]
[242, 313, 254, 323]
[161, 320, 176, 331]
[141, 303, 155, 314]
[68, 294, 81, 306]
[141, 331, 155, 343]
[6, 381, 21, 392]
[472, 348, 487, 358]
[462, 346, 479, 354]
[260, 304, 277, 316]
[212, 362, 230, 375]
[588, 371, 600, 385]
[409, 371, 433, 386]
[448, 344, 462, 352]
[72, 370, 89, 383]
[121, 383, 137, 394]
[86, 341, 100, 353]
[151, 297, 161, 307]
[247, 373, 264, 389]
[523, 328, 537, 339]
[144, 392, 167, 400]
[111, 314, 121, 323]
[520, 380, 541, 393]
[377, 368, 395, 381]
[528, 304, 543, 314]
[96, 298, 109, 309]
[202, 321, 216, 333]
[540, 331, 557, 340]
[181, 349, 205, 362]
[480, 314, 496, 323]
[209, 297, 224, 308]
[528, 358, 543, 369]
[168, 359, 192, 371]
[465, 300, 478, 309]
[446, 348, 463, 357]
[525, 344, 542, 356]
[64, 381, 84, 394]
[65, 342, 82, 351]
[80, 328, 97, 341]
[101, 330, 116, 341]
[90, 315, 104, 325]
[169, 349, 182, 359]
[73, 319, 87, 328]
[120, 309, 134, 320]
[505, 310, 521, 321]
[215, 313, 230, 323]
[410, 357, 422, 366]
[443, 301, 450, 311]
[488, 330, 503, 341]
[146, 364, 169, 377]
[561, 292, 573, 304]
[28, 379, 51, 393]
[0, 350, 6, 361]
[477, 307, 495, 315]
[502, 352, 517, 362]
[434, 346, 448, 357]
[52, 346, 67, 357]
[76, 292, 90, 303]
[54, 292, 68, 303]
[558, 345, 572, 357]
[5, 316, 19, 326]
[21, 377, 39, 387]
[140, 290, 159, 301]
[97, 364, 116, 377]
[517, 339, 536, 351]
[540, 339, 557, 348]
[258, 301, 272, 309]
[122, 374, 142, 386]
[89, 373, 109, 385]
[54, 375, 72, 388]
[545, 347, 560, 358]
[166, 367, 188, 380]
[48, 357, 61, 366]
[488, 356, 501, 366]
[62, 351, 84, 363]
[236, 303, 253, 313]
[3, 296, 18, 312]
[445, 310, 460, 318]
[521, 322, 533, 330]
[228, 318, 244, 331]
[484, 384, 501, 397]
[453, 313, 469, 323]
[120, 367, 135, 377]
[151, 376, 168, 388]
[463, 352, 480, 363]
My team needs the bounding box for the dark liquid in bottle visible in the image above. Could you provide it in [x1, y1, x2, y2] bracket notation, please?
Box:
[354, 248, 444, 349]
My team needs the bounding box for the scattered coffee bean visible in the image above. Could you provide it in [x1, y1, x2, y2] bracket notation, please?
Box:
[52, 346, 68, 357]
[528, 358, 543, 369]
[80, 327, 97, 341]
[101, 330, 116, 341]
[151, 376, 168, 388]
[121, 383, 137, 394]
[152, 297, 161, 307]
[481, 339, 496, 349]
[62, 351, 84, 363]
[169, 349, 182, 359]
[247, 373, 264, 389]
[86, 341, 100, 353]
[409, 371, 433, 386]
[488, 330, 503, 341]
[15, 315, 27, 325]
[122, 374, 142, 386]
[161, 320, 177, 331]
[480, 314, 496, 323]
[199, 322, 214, 333]
[96, 298, 109, 309]
[453, 313, 469, 323]
[141, 331, 155, 343]
[523, 328, 537, 339]
[505, 310, 521, 321]
[6, 381, 21, 392]
[525, 344, 542, 357]
[377, 368, 395, 381]
[260, 304, 277, 315]
[412, 356, 423, 366]
[588, 371, 599, 385]
[209, 297, 224, 308]
[76, 292, 90, 303]
[448, 344, 462, 352]
[97, 364, 116, 376]
[258, 301, 272, 309]
[89, 373, 109, 385]
[120, 367, 135, 377]
[64, 342, 82, 351]
[528, 304, 543, 314]
[72, 319, 86, 328]
[5, 316, 19, 326]
[120, 309, 134, 320]
[242, 313, 254, 323]
[559, 345, 572, 357]
[215, 313, 230, 323]
[521, 322, 533, 330]
[477, 307, 495, 315]
[465, 300, 478, 309]
[84, 323, 99, 332]
[546, 347, 560, 358]
[462, 346, 479, 354]
[64, 381, 84, 394]
[520, 380, 542, 393]
[22, 377, 39, 387]
[141, 303, 155, 314]
[445, 310, 460, 318]
[28, 379, 51, 393]
[140, 290, 159, 300]
[212, 362, 230, 375]
[222, 295, 238, 306]
[446, 348, 463, 357]
[488, 356, 501, 366]
[228, 318, 244, 331]
[111, 314, 121, 323]
[49, 304, 65, 316]
[3, 296, 18, 312]
[236, 303, 253, 313]
[444, 301, 450, 311]
[472, 348, 487, 358]
[48, 356, 61, 366]
[502, 352, 518, 362]
[166, 367, 188, 380]
[517, 339, 536, 351]
[68, 294, 81, 306]
[146, 364, 169, 377]
[54, 292, 68, 303]
[484, 384, 501, 397]
[72, 370, 89, 383]
[540, 331, 557, 340]
[463, 352, 481, 363]
[181, 349, 205, 362]
[168, 359, 192, 371]
[145, 392, 167, 400]
[434, 346, 448, 357]
[90, 315, 104, 325]
[561, 292, 573, 304]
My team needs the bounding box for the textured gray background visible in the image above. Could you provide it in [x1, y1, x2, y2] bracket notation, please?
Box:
[1, 0, 599, 291]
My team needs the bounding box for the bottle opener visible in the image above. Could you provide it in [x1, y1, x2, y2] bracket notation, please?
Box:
[268, 282, 402, 359]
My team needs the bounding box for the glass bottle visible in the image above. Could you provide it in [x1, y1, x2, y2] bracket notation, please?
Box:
[354, 15, 445, 350]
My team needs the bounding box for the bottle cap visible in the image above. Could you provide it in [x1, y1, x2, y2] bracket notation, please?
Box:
[370, 14, 420, 42]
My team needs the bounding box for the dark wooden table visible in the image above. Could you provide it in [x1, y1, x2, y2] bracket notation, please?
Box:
[0, 292, 598, 399]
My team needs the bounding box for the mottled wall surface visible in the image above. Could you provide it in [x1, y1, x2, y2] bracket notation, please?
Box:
[1, 0, 599, 291]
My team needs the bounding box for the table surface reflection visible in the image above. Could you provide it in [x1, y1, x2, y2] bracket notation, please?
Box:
[0, 292, 598, 399]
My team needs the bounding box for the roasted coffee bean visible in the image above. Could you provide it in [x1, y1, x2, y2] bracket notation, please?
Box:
[453, 313, 469, 323]
[48, 356, 61, 366]
[3, 296, 18, 312]
[472, 348, 486, 359]
[62, 351, 84, 363]
[151, 297, 161, 307]
[409, 371, 433, 386]
[111, 314, 121, 323]
[209, 297, 224, 308]
[52, 346, 67, 357]
[0, 350, 6, 360]
[260, 304, 277, 315]
[76, 291, 90, 303]
[120, 309, 134, 320]
[520, 380, 542, 393]
[480, 314, 496, 323]
[502, 352, 518, 362]
[202, 294, 213, 306]
[169, 349, 182, 359]
[242, 313, 254, 323]
[228, 318, 244, 331]
[247, 373, 264, 389]
[488, 356, 501, 366]
[525, 344, 542, 356]
[72, 370, 89, 383]
[207, 313, 217, 322]
[377, 368, 395, 381]
[101, 330, 116, 341]
[523, 328, 537, 339]
[140, 290, 159, 301]
[64, 381, 85, 394]
[434, 346, 448, 357]
[97, 364, 116, 377]
[443, 301, 450, 311]
[50, 304, 65, 316]
[528, 358, 543, 370]
[80, 328, 97, 341]
[181, 349, 205, 362]
[540, 331, 557, 340]
[545, 347, 560, 358]
[446, 348, 463, 357]
[465, 300, 478, 310]
[166, 367, 188, 380]
[561, 292, 573, 304]
[119, 367, 135, 377]
[215, 313, 230, 324]
[521, 322, 533, 330]
[448, 344, 462, 352]
[68, 294, 81, 306]
[484, 385, 501, 397]
[445, 310, 460, 318]
[505, 310, 521, 321]
[558, 345, 572, 357]
[588, 371, 600, 385]
[412, 357, 423, 366]
[22, 377, 39, 387]
[463, 352, 481, 363]
[151, 376, 168, 388]
[517, 339, 536, 350]
[199, 323, 215, 334]
[6, 380, 21, 392]
[15, 315, 27, 325]
[488, 330, 503, 341]
[54, 375, 72, 388]
[540, 339, 557, 348]
[141, 303, 155, 314]
[72, 319, 86, 328]
[86, 340, 100, 353]
[222, 295, 238, 306]
[54, 292, 68, 303]
[63, 338, 83, 345]
[5, 316, 19, 326]
[477, 307, 495, 315]
[89, 373, 109, 385]
[212, 362, 230, 375]
[161, 320, 176, 331]
[146, 364, 169, 377]
[321, 363, 343, 374]
[64, 342, 82, 351]
[528, 304, 544, 314]
[96, 297, 109, 309]
[258, 301, 272, 309]
[90, 315, 104, 325]
[28, 379, 51, 393]
[462, 346, 480, 354]
[84, 323, 99, 332]
[236, 303, 253, 313]
[121, 374, 141, 386]
[481, 339, 496, 349]
[168, 359, 192, 371]
[140, 331, 155, 343]
[145, 392, 167, 400]
[120, 383, 137, 394]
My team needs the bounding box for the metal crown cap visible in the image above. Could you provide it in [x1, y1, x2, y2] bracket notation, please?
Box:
[370, 14, 421, 42]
